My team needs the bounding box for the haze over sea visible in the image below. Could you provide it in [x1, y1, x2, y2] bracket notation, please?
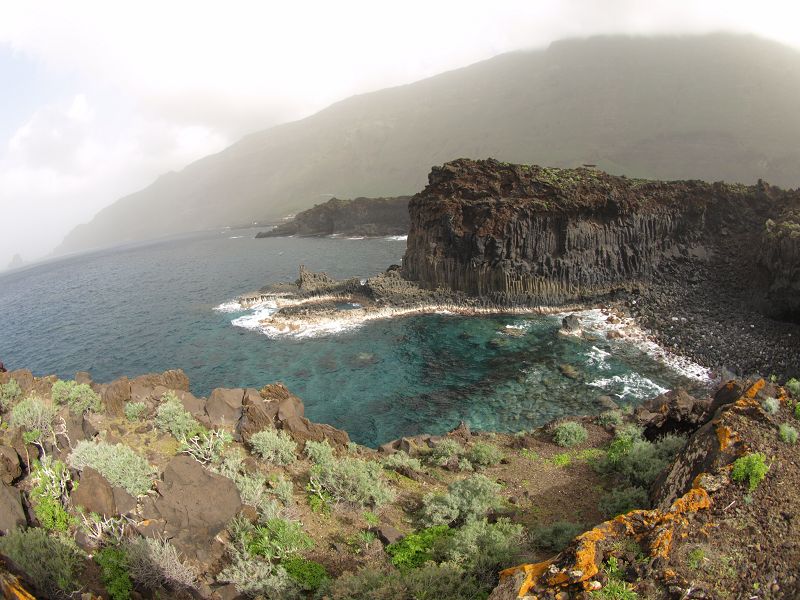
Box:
[0, 231, 697, 446]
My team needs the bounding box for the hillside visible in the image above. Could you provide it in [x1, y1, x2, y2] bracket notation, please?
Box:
[57, 33, 800, 255]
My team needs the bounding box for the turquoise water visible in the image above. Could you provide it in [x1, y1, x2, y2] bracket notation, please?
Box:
[0, 230, 696, 446]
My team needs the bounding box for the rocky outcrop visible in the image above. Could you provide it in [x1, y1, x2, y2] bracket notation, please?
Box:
[402, 159, 798, 308]
[760, 208, 800, 321]
[257, 196, 410, 238]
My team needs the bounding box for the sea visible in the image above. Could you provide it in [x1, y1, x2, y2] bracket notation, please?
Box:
[0, 229, 701, 447]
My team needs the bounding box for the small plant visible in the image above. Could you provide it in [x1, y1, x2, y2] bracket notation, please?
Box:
[363, 510, 380, 526]
[762, 397, 780, 415]
[95, 546, 133, 600]
[532, 521, 584, 552]
[430, 438, 466, 467]
[466, 442, 504, 467]
[786, 378, 800, 397]
[592, 576, 639, 599]
[780, 423, 799, 444]
[551, 453, 572, 467]
[269, 473, 295, 506]
[598, 486, 649, 518]
[687, 547, 705, 570]
[229, 516, 313, 561]
[520, 448, 539, 461]
[731, 452, 769, 491]
[346, 530, 377, 554]
[419, 474, 502, 526]
[553, 422, 588, 447]
[124, 401, 147, 421]
[309, 452, 395, 507]
[386, 525, 452, 569]
[283, 556, 329, 592]
[305, 439, 335, 464]
[51, 379, 102, 415]
[69, 440, 156, 496]
[11, 396, 57, 440]
[597, 410, 623, 428]
[0, 528, 84, 598]
[0, 378, 22, 410]
[307, 479, 334, 515]
[125, 537, 196, 591]
[155, 392, 204, 441]
[181, 428, 232, 464]
[249, 428, 298, 465]
[30, 457, 74, 532]
[217, 559, 297, 598]
[382, 451, 424, 473]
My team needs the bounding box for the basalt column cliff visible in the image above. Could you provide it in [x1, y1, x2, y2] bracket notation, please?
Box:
[402, 158, 799, 314]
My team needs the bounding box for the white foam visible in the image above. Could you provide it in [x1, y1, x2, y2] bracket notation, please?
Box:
[346, 236, 365, 240]
[228, 235, 244, 239]
[588, 372, 669, 399]
[231, 300, 279, 330]
[214, 300, 244, 313]
[586, 345, 612, 370]
[385, 235, 408, 241]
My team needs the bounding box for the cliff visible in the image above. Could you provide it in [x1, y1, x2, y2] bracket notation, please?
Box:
[256, 196, 410, 238]
[403, 159, 798, 312]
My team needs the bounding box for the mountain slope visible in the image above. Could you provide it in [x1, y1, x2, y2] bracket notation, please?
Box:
[58, 33, 800, 254]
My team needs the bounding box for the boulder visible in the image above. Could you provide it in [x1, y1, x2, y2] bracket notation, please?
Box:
[635, 388, 711, 439]
[561, 314, 582, 332]
[71, 467, 116, 517]
[175, 389, 206, 418]
[75, 371, 93, 386]
[238, 389, 279, 443]
[102, 376, 131, 417]
[6, 370, 33, 393]
[374, 524, 404, 545]
[0, 445, 21, 485]
[0, 482, 26, 532]
[206, 388, 245, 427]
[149, 455, 242, 561]
[112, 487, 137, 515]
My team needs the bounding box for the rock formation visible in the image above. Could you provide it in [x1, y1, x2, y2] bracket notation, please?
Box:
[256, 196, 410, 238]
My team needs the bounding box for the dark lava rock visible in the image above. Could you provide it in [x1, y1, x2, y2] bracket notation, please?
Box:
[0, 445, 21, 485]
[562, 314, 582, 332]
[102, 376, 131, 417]
[71, 467, 117, 517]
[374, 524, 405, 545]
[0, 482, 26, 533]
[206, 388, 245, 427]
[635, 388, 711, 439]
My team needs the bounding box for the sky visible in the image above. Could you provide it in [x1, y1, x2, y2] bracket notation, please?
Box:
[1, 0, 799, 268]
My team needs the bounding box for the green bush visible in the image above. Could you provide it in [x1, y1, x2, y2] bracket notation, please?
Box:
[0, 378, 22, 410]
[269, 474, 295, 506]
[786, 378, 800, 397]
[420, 474, 502, 526]
[181, 428, 232, 464]
[125, 537, 196, 591]
[600, 429, 684, 488]
[249, 428, 298, 465]
[591, 576, 639, 599]
[731, 452, 769, 491]
[326, 566, 407, 600]
[430, 439, 466, 467]
[51, 380, 102, 415]
[381, 451, 425, 473]
[95, 546, 133, 600]
[762, 397, 780, 415]
[597, 410, 624, 428]
[29, 457, 74, 532]
[603, 425, 644, 467]
[69, 440, 156, 496]
[598, 486, 649, 518]
[532, 521, 585, 552]
[553, 422, 588, 447]
[282, 556, 329, 592]
[403, 562, 488, 600]
[305, 439, 335, 464]
[155, 393, 204, 441]
[124, 401, 147, 421]
[780, 423, 799, 444]
[386, 525, 452, 570]
[212, 448, 282, 519]
[0, 528, 84, 598]
[230, 516, 314, 562]
[466, 442, 504, 467]
[10, 396, 57, 440]
[217, 559, 298, 599]
[309, 453, 395, 507]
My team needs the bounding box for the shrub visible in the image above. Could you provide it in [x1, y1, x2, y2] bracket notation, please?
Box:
[283, 557, 329, 592]
[386, 525, 452, 570]
[95, 546, 133, 600]
[304, 439, 335, 464]
[598, 486, 649, 518]
[51, 380, 102, 415]
[125, 537, 196, 590]
[124, 401, 147, 421]
[269, 474, 295, 506]
[780, 423, 799, 444]
[326, 566, 408, 600]
[551, 453, 572, 467]
[10, 396, 57, 440]
[30, 457, 73, 532]
[601, 431, 684, 488]
[466, 442, 504, 467]
[786, 378, 800, 397]
[309, 454, 395, 507]
[591, 577, 639, 600]
[420, 474, 502, 526]
[250, 428, 297, 465]
[181, 428, 232, 464]
[0, 378, 22, 410]
[762, 397, 780, 415]
[430, 439, 466, 467]
[553, 422, 588, 447]
[604, 425, 644, 466]
[69, 440, 156, 496]
[0, 528, 83, 598]
[403, 562, 487, 600]
[217, 559, 298, 599]
[597, 410, 624, 428]
[212, 448, 282, 519]
[155, 393, 204, 441]
[230, 516, 314, 562]
[381, 451, 424, 473]
[532, 521, 585, 552]
[731, 452, 769, 491]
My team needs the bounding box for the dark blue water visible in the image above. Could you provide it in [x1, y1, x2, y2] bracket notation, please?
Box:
[0, 230, 695, 446]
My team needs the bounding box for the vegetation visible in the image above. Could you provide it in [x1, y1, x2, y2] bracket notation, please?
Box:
[124, 401, 147, 421]
[0, 528, 84, 598]
[599, 486, 649, 518]
[0, 378, 22, 410]
[382, 450, 425, 473]
[762, 397, 780, 415]
[29, 457, 73, 532]
[249, 428, 298, 465]
[155, 392, 204, 441]
[779, 423, 799, 444]
[51, 379, 102, 415]
[532, 520, 585, 552]
[95, 546, 133, 600]
[553, 421, 589, 447]
[597, 410, 624, 428]
[731, 452, 769, 491]
[69, 440, 156, 496]
[786, 378, 800, 397]
[10, 396, 57, 441]
[466, 442, 504, 467]
[420, 474, 502, 526]
[386, 525, 452, 569]
[307, 440, 394, 507]
[282, 556, 329, 592]
[181, 428, 232, 464]
[125, 537, 196, 591]
[430, 439, 467, 467]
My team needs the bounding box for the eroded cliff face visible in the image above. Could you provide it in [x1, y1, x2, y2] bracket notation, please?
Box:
[760, 209, 800, 321]
[402, 159, 795, 307]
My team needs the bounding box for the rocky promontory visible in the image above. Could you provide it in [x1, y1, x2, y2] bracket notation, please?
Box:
[256, 196, 410, 238]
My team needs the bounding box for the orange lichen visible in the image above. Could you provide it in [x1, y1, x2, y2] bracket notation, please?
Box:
[744, 379, 765, 399]
[0, 572, 36, 600]
[716, 425, 737, 450]
[500, 560, 554, 597]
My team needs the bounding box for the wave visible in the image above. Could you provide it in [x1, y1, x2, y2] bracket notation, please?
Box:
[588, 372, 668, 400]
[385, 235, 408, 241]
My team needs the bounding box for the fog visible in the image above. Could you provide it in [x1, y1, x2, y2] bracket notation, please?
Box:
[1, 0, 798, 268]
